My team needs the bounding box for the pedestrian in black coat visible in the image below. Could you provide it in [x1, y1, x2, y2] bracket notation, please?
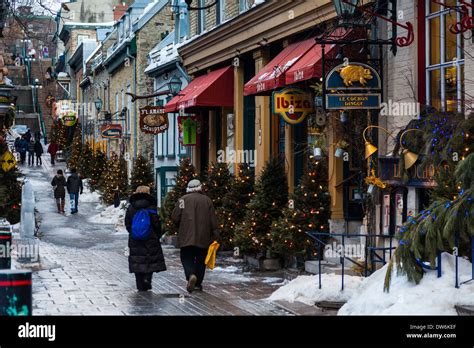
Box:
[66, 168, 83, 214]
[125, 186, 166, 292]
[51, 169, 66, 213]
[34, 141, 43, 166]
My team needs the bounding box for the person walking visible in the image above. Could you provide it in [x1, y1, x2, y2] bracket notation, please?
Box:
[34, 140, 43, 166]
[51, 169, 66, 213]
[125, 186, 166, 292]
[27, 138, 35, 166]
[18, 136, 28, 164]
[47, 142, 58, 165]
[24, 129, 32, 142]
[66, 168, 83, 214]
[171, 179, 220, 293]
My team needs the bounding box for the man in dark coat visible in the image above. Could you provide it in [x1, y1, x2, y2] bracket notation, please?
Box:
[171, 179, 220, 293]
[27, 139, 35, 166]
[125, 186, 166, 291]
[51, 169, 66, 213]
[18, 137, 28, 164]
[34, 140, 43, 166]
[66, 168, 83, 214]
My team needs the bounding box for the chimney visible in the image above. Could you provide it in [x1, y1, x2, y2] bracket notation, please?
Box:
[113, 3, 128, 21]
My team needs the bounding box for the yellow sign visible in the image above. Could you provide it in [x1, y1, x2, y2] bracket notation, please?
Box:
[273, 87, 313, 125]
[1, 150, 16, 172]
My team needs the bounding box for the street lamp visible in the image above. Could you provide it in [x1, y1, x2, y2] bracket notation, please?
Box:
[94, 97, 103, 112]
[167, 75, 182, 96]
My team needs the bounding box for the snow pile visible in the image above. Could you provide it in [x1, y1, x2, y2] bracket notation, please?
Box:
[339, 253, 474, 315]
[268, 274, 364, 306]
[212, 266, 240, 273]
[79, 180, 101, 203]
[89, 201, 128, 235]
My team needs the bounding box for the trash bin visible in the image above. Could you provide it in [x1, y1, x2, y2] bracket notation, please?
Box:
[0, 269, 32, 316]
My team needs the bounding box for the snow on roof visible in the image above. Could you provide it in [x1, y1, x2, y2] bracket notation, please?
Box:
[64, 21, 115, 27]
[85, 43, 102, 64]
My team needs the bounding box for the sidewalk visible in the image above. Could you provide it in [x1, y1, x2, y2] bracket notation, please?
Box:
[19, 155, 300, 315]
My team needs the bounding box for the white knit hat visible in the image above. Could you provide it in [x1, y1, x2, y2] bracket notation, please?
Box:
[186, 179, 202, 193]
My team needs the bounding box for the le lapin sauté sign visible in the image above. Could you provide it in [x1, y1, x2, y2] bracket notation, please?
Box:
[273, 87, 313, 125]
[139, 106, 169, 135]
[325, 62, 381, 110]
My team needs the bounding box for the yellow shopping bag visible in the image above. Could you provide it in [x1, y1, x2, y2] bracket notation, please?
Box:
[205, 241, 220, 270]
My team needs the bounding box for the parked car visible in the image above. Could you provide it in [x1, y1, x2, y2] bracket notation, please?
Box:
[11, 125, 29, 135]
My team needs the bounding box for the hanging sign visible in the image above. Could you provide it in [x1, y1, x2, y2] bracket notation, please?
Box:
[325, 62, 382, 110]
[0, 150, 16, 172]
[273, 87, 313, 125]
[59, 110, 78, 126]
[100, 124, 122, 139]
[139, 106, 169, 134]
[178, 116, 201, 146]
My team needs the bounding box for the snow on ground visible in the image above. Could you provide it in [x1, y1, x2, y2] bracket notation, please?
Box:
[212, 265, 239, 273]
[268, 274, 364, 306]
[88, 200, 128, 235]
[79, 179, 101, 203]
[339, 253, 474, 315]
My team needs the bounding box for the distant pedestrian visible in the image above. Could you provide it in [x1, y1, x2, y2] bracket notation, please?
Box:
[47, 142, 58, 165]
[18, 136, 28, 164]
[171, 179, 220, 293]
[51, 169, 66, 213]
[125, 186, 166, 292]
[24, 129, 31, 142]
[34, 140, 43, 166]
[14, 137, 20, 153]
[114, 187, 120, 208]
[27, 139, 35, 166]
[66, 168, 83, 214]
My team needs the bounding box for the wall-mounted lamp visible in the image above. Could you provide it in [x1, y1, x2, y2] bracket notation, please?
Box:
[362, 125, 393, 159]
[399, 129, 423, 169]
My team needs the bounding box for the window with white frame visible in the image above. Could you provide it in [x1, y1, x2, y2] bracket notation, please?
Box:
[127, 85, 132, 134]
[426, 0, 464, 113]
[216, 0, 225, 25]
[197, 0, 205, 34]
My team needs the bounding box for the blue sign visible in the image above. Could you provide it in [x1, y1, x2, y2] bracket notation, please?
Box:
[326, 94, 381, 110]
[326, 63, 381, 90]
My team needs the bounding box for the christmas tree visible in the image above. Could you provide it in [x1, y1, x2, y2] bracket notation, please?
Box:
[78, 144, 94, 179]
[50, 120, 67, 149]
[99, 152, 129, 205]
[161, 157, 198, 235]
[130, 155, 154, 192]
[234, 158, 288, 256]
[203, 162, 233, 211]
[270, 157, 330, 259]
[384, 113, 473, 290]
[217, 164, 255, 250]
[89, 150, 106, 192]
[67, 127, 82, 170]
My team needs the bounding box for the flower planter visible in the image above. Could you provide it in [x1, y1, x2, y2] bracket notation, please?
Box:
[244, 255, 281, 271]
[162, 235, 179, 248]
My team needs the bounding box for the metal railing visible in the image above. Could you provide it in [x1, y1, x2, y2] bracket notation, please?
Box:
[306, 231, 474, 291]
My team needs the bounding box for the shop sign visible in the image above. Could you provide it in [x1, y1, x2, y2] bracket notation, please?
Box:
[59, 110, 78, 127]
[326, 94, 381, 110]
[100, 124, 122, 139]
[378, 157, 444, 188]
[178, 116, 201, 146]
[326, 63, 381, 90]
[139, 106, 169, 134]
[325, 62, 382, 110]
[273, 87, 313, 125]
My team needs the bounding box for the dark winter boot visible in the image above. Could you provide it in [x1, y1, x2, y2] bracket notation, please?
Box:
[60, 201, 65, 213]
[56, 203, 61, 213]
[186, 274, 197, 293]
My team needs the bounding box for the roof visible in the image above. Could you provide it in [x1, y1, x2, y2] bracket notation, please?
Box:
[134, 0, 168, 32]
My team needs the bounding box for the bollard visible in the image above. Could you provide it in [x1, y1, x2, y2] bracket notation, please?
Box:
[0, 270, 32, 316]
[0, 231, 12, 269]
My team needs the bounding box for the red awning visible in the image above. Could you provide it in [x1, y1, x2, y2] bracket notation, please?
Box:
[285, 28, 363, 85]
[164, 66, 234, 113]
[243, 37, 316, 96]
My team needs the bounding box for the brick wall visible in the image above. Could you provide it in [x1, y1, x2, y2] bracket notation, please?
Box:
[68, 29, 98, 55]
[189, 0, 240, 37]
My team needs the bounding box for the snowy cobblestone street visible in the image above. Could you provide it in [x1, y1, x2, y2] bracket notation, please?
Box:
[18, 159, 312, 316]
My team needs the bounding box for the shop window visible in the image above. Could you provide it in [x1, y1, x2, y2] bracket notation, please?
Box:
[425, 0, 464, 112]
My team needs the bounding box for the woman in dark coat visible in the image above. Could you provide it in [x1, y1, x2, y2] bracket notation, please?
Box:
[34, 140, 43, 166]
[125, 185, 166, 291]
[51, 169, 66, 213]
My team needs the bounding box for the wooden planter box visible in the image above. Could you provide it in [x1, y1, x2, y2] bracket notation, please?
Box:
[244, 255, 281, 271]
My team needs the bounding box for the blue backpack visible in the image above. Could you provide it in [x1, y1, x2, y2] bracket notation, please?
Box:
[131, 209, 157, 240]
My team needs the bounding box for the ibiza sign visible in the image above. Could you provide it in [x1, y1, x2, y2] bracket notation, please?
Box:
[273, 87, 313, 125]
